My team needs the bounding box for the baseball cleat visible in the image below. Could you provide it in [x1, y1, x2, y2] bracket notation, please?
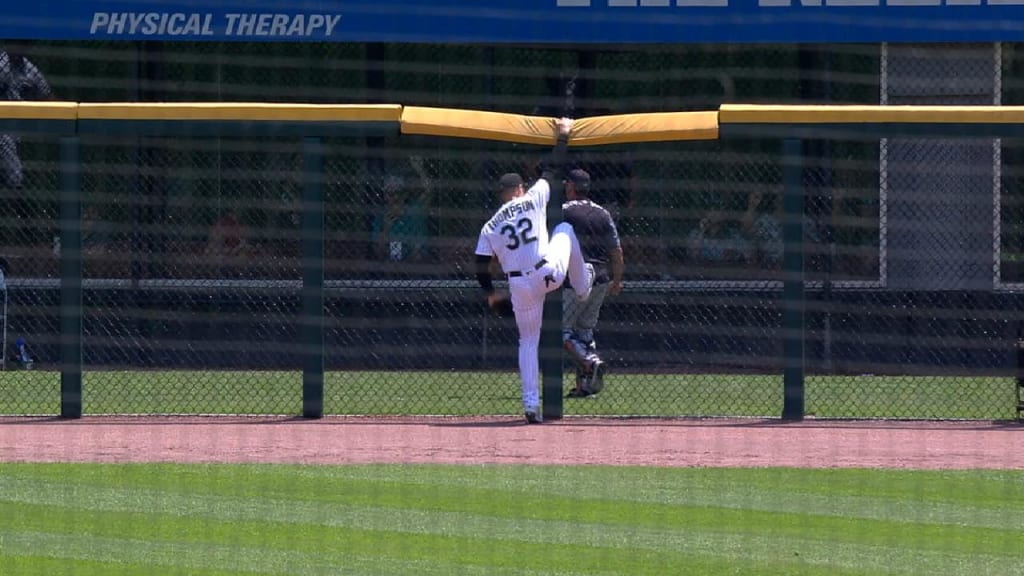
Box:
[524, 410, 543, 424]
[566, 387, 594, 398]
[588, 359, 607, 393]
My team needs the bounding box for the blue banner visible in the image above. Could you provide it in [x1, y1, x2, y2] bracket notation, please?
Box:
[3, 0, 1024, 43]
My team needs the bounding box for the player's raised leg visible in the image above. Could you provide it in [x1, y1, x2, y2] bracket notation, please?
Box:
[549, 222, 593, 302]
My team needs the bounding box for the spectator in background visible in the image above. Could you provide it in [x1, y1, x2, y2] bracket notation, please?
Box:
[205, 207, 252, 259]
[686, 209, 753, 268]
[739, 189, 783, 271]
[1, 48, 54, 253]
[81, 205, 114, 256]
[737, 188, 832, 275]
[371, 155, 432, 263]
[1, 48, 54, 191]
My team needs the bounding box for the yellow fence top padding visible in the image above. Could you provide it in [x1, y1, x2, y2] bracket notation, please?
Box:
[401, 107, 557, 145]
[402, 107, 719, 145]
[77, 103, 403, 122]
[719, 104, 1024, 124]
[573, 112, 718, 145]
[0, 101, 78, 120]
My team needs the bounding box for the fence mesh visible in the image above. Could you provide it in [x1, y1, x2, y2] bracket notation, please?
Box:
[1, 41, 1022, 418]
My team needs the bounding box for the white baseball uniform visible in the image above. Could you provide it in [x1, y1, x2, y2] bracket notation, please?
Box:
[475, 177, 593, 413]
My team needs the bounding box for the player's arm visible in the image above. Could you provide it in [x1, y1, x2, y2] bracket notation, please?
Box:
[539, 117, 574, 183]
[608, 247, 624, 296]
[475, 254, 495, 296]
[476, 254, 511, 309]
[473, 226, 497, 295]
[607, 215, 624, 295]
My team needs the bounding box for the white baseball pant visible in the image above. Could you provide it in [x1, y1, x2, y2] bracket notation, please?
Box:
[508, 222, 593, 411]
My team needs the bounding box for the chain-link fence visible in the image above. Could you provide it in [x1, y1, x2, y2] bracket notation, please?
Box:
[1, 41, 1022, 419]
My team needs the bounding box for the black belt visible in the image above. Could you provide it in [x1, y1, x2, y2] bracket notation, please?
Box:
[507, 259, 547, 278]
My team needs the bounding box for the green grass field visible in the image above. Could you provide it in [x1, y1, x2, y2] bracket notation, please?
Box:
[0, 463, 1021, 575]
[0, 370, 1018, 419]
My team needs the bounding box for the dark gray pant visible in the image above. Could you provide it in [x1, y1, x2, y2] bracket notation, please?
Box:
[563, 280, 610, 347]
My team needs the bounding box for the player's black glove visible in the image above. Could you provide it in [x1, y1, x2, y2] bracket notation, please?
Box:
[487, 290, 515, 319]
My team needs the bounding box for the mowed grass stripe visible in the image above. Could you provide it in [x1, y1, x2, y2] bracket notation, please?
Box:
[0, 530, 584, 576]
[8, 477, 1018, 553]
[2, 501, 1009, 576]
[3, 470, 1021, 542]
[286, 466, 1024, 530]
[0, 554, 262, 576]
[12, 464, 1020, 532]
[1, 468, 1022, 575]
[289, 462, 1022, 506]
[0, 506, 842, 576]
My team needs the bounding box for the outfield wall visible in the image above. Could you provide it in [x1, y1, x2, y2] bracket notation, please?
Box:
[1, 102, 1021, 419]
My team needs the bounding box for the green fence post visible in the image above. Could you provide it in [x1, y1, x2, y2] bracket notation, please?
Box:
[782, 138, 805, 421]
[301, 137, 325, 419]
[541, 177, 565, 421]
[59, 136, 82, 419]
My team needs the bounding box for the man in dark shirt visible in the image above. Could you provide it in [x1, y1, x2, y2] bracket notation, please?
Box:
[561, 168, 624, 398]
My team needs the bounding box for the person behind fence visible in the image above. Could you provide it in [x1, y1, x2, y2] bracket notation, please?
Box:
[561, 168, 624, 399]
[205, 207, 252, 259]
[737, 188, 828, 274]
[1, 49, 53, 192]
[371, 156, 432, 264]
[685, 208, 753, 268]
[473, 117, 594, 424]
[1, 48, 54, 255]
[81, 205, 115, 256]
[738, 189, 783, 271]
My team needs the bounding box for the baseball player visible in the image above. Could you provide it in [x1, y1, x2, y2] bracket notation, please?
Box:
[561, 168, 624, 398]
[474, 117, 594, 424]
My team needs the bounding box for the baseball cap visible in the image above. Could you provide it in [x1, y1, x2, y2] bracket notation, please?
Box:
[498, 172, 524, 190]
[566, 168, 591, 193]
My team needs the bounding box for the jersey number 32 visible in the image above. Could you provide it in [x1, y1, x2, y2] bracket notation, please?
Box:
[500, 218, 538, 250]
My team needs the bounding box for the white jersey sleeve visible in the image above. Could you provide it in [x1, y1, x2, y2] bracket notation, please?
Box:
[526, 178, 550, 209]
[474, 228, 494, 257]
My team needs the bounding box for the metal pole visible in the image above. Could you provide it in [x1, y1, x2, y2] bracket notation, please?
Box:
[781, 138, 805, 421]
[541, 71, 579, 421]
[301, 137, 325, 419]
[59, 137, 83, 419]
[2, 274, 7, 371]
[1016, 337, 1024, 422]
[541, 178, 565, 421]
